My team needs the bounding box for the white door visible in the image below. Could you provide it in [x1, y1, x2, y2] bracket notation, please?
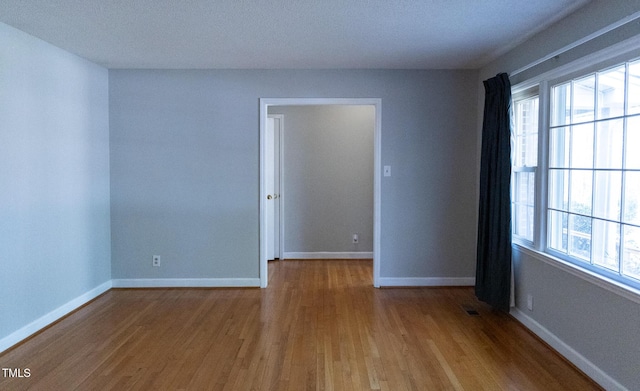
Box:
[266, 115, 281, 260]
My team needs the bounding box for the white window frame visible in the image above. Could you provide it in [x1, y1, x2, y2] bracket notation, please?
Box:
[511, 38, 640, 302]
[511, 88, 540, 245]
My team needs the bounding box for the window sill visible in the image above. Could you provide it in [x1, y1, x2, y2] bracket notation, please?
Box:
[512, 242, 640, 304]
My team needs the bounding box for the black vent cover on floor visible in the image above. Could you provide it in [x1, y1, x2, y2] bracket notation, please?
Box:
[462, 306, 480, 316]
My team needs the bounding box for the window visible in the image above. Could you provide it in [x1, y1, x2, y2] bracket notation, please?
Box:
[544, 58, 640, 288]
[512, 93, 539, 242]
[512, 55, 640, 291]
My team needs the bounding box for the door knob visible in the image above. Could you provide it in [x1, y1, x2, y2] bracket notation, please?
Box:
[273, 194, 278, 199]
[267, 195, 273, 200]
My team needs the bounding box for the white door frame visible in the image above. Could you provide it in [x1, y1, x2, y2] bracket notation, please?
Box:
[267, 114, 284, 260]
[259, 98, 382, 288]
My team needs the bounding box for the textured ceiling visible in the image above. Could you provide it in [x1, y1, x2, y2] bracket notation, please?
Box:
[0, 0, 591, 69]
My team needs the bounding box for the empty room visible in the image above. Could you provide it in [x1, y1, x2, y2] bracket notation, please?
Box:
[1, 1, 639, 390]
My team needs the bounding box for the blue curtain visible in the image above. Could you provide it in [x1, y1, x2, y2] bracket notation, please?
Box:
[476, 73, 512, 312]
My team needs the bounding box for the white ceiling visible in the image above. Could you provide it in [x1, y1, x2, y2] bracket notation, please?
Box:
[0, 0, 591, 69]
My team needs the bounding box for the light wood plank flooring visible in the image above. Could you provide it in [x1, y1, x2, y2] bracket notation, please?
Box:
[0, 260, 600, 390]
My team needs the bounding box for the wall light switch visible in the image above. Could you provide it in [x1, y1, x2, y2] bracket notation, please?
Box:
[383, 165, 391, 177]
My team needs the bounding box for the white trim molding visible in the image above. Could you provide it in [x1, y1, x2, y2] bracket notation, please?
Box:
[378, 277, 475, 287]
[283, 252, 373, 260]
[510, 307, 627, 391]
[0, 280, 112, 353]
[111, 278, 261, 288]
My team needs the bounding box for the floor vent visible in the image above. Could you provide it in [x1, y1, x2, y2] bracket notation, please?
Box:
[463, 307, 480, 316]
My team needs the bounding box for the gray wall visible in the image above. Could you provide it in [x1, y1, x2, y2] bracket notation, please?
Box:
[0, 23, 111, 342]
[109, 69, 479, 280]
[481, 0, 640, 84]
[268, 105, 374, 254]
[480, 1, 640, 388]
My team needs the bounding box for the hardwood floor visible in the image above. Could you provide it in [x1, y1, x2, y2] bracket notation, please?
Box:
[1, 260, 600, 390]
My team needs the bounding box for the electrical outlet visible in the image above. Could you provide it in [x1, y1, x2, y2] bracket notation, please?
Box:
[527, 294, 533, 311]
[153, 255, 161, 267]
[352, 233, 359, 244]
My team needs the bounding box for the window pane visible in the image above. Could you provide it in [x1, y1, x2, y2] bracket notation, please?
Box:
[549, 127, 570, 168]
[515, 134, 534, 167]
[551, 82, 571, 126]
[515, 204, 530, 239]
[548, 210, 568, 252]
[523, 98, 538, 166]
[512, 93, 538, 243]
[570, 123, 594, 168]
[623, 225, 640, 280]
[527, 206, 534, 240]
[594, 119, 623, 169]
[548, 169, 568, 210]
[597, 66, 625, 119]
[528, 172, 535, 204]
[525, 132, 538, 167]
[515, 204, 524, 236]
[514, 171, 535, 242]
[569, 214, 592, 262]
[593, 171, 621, 221]
[626, 116, 640, 169]
[628, 60, 640, 115]
[592, 219, 620, 271]
[569, 170, 592, 215]
[514, 172, 525, 203]
[514, 97, 539, 167]
[623, 172, 640, 226]
[515, 135, 525, 167]
[573, 75, 595, 123]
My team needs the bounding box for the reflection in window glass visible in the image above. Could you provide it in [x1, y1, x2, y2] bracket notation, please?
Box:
[597, 66, 625, 119]
[573, 75, 595, 123]
[623, 225, 640, 280]
[626, 117, 640, 169]
[549, 127, 570, 168]
[569, 170, 592, 214]
[514, 172, 535, 240]
[592, 219, 620, 271]
[593, 171, 621, 221]
[570, 124, 593, 169]
[548, 169, 568, 210]
[628, 60, 640, 115]
[569, 214, 591, 261]
[595, 119, 623, 169]
[548, 210, 568, 253]
[514, 97, 538, 167]
[551, 82, 571, 126]
[623, 172, 640, 226]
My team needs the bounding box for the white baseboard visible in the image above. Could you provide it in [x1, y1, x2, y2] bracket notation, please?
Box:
[111, 278, 261, 288]
[378, 277, 475, 287]
[510, 307, 626, 391]
[283, 252, 373, 259]
[0, 280, 112, 354]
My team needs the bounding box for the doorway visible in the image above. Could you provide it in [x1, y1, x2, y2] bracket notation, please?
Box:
[259, 98, 382, 288]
